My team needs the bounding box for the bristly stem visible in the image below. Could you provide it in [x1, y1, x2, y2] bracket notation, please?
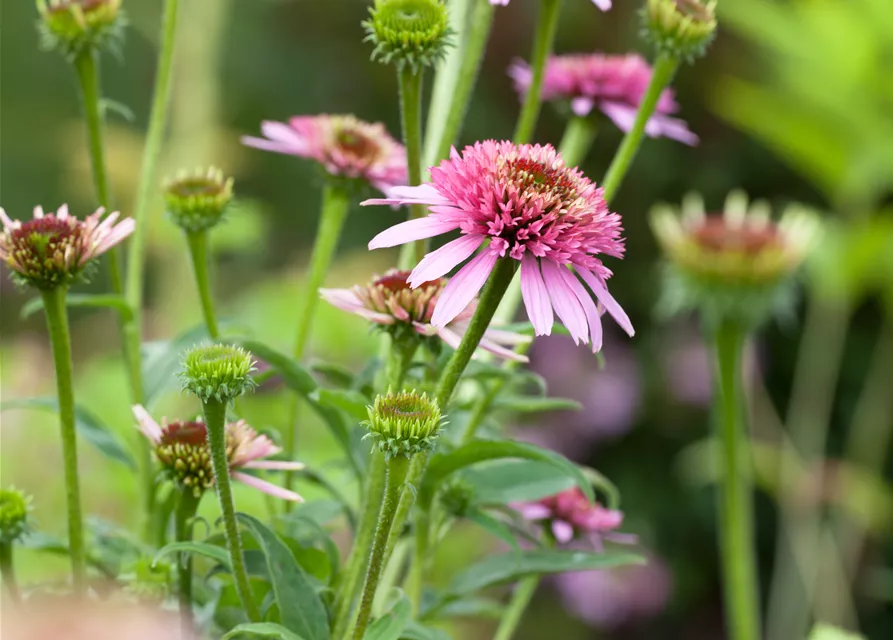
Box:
[558, 116, 598, 168]
[185, 230, 220, 340]
[283, 183, 351, 505]
[397, 67, 426, 269]
[40, 287, 87, 595]
[0, 542, 22, 604]
[201, 399, 260, 622]
[512, 0, 564, 145]
[174, 490, 201, 637]
[351, 455, 411, 640]
[430, 0, 495, 165]
[601, 53, 679, 203]
[712, 320, 760, 640]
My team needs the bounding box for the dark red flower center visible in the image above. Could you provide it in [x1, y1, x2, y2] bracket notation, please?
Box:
[335, 127, 380, 161]
[374, 271, 413, 291]
[506, 158, 577, 199]
[12, 217, 80, 256]
[160, 421, 208, 447]
[693, 216, 781, 254]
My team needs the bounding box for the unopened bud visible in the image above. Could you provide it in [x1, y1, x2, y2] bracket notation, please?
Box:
[37, 0, 125, 59]
[363, 0, 452, 72]
[365, 389, 442, 459]
[179, 344, 257, 404]
[642, 0, 717, 62]
[164, 167, 234, 233]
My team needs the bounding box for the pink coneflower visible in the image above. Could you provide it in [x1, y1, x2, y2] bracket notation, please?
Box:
[133, 405, 305, 501]
[0, 205, 134, 290]
[509, 53, 697, 145]
[514, 487, 636, 549]
[491, 0, 611, 10]
[320, 269, 530, 362]
[362, 141, 634, 352]
[241, 114, 407, 193]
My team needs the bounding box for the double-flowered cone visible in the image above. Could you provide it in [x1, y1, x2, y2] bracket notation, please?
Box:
[510, 53, 697, 145]
[241, 114, 407, 194]
[133, 405, 305, 501]
[321, 269, 530, 361]
[363, 141, 634, 352]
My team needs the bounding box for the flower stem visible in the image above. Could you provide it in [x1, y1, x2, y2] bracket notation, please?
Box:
[493, 575, 539, 640]
[201, 399, 260, 622]
[558, 116, 598, 168]
[459, 344, 531, 443]
[175, 490, 201, 637]
[512, 0, 563, 145]
[711, 320, 760, 640]
[185, 230, 220, 340]
[429, 0, 495, 165]
[0, 542, 21, 604]
[73, 48, 122, 295]
[351, 454, 411, 640]
[40, 287, 86, 594]
[397, 67, 427, 269]
[283, 183, 351, 504]
[600, 53, 679, 203]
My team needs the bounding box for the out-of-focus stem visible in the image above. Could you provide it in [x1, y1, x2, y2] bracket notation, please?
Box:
[493, 575, 539, 640]
[397, 67, 427, 269]
[558, 116, 598, 168]
[512, 0, 563, 144]
[174, 490, 201, 637]
[185, 230, 219, 339]
[0, 542, 22, 604]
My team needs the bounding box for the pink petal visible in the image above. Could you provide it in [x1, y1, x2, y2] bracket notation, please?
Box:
[646, 113, 699, 146]
[434, 325, 463, 351]
[408, 234, 485, 287]
[240, 136, 298, 155]
[243, 460, 306, 471]
[362, 184, 449, 207]
[552, 520, 575, 544]
[520, 254, 554, 336]
[558, 268, 604, 353]
[481, 326, 531, 346]
[56, 204, 70, 219]
[232, 471, 304, 502]
[592, 0, 612, 10]
[0, 207, 14, 229]
[477, 337, 529, 362]
[577, 268, 635, 337]
[319, 289, 396, 325]
[541, 261, 589, 345]
[132, 404, 162, 443]
[368, 216, 460, 250]
[92, 218, 135, 256]
[430, 251, 499, 327]
[514, 503, 552, 520]
[599, 101, 637, 133]
[571, 97, 595, 117]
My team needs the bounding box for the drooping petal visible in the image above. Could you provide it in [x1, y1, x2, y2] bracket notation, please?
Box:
[552, 519, 575, 544]
[570, 96, 595, 117]
[592, 0, 612, 11]
[477, 337, 529, 362]
[361, 184, 449, 207]
[558, 267, 604, 353]
[240, 135, 297, 155]
[242, 460, 306, 471]
[577, 268, 635, 337]
[368, 216, 461, 250]
[541, 261, 589, 345]
[645, 114, 699, 146]
[408, 234, 485, 287]
[520, 254, 554, 336]
[232, 471, 305, 502]
[0, 207, 15, 229]
[514, 503, 552, 520]
[481, 326, 531, 346]
[132, 404, 162, 444]
[431, 250, 499, 327]
[599, 101, 638, 133]
[434, 325, 463, 351]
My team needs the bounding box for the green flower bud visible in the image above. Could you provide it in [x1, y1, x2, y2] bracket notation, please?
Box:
[179, 344, 257, 404]
[642, 0, 717, 63]
[37, 0, 126, 60]
[363, 0, 452, 72]
[651, 191, 822, 327]
[439, 478, 475, 518]
[364, 389, 442, 459]
[164, 167, 234, 233]
[121, 555, 171, 603]
[0, 487, 33, 544]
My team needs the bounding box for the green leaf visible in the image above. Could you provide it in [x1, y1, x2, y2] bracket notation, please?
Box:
[446, 549, 644, 598]
[222, 622, 307, 640]
[418, 440, 592, 512]
[365, 591, 411, 640]
[154, 541, 231, 569]
[400, 621, 453, 640]
[491, 395, 582, 413]
[310, 362, 355, 388]
[461, 459, 576, 504]
[294, 470, 357, 532]
[142, 323, 210, 407]
[236, 513, 329, 640]
[312, 388, 370, 422]
[21, 293, 133, 321]
[1, 398, 135, 469]
[466, 509, 520, 550]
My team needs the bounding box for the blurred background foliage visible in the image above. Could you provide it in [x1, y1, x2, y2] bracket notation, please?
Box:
[1, 0, 891, 638]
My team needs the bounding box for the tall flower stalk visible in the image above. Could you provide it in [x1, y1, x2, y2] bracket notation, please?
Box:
[174, 490, 201, 635]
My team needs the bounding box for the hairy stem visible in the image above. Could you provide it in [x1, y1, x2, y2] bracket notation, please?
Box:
[185, 230, 219, 339]
[175, 490, 201, 637]
[397, 67, 427, 269]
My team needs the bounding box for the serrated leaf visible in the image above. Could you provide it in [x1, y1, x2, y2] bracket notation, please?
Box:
[491, 396, 582, 413]
[222, 622, 307, 640]
[21, 293, 134, 321]
[236, 514, 329, 640]
[312, 388, 370, 421]
[154, 541, 231, 568]
[461, 459, 576, 505]
[1, 398, 135, 469]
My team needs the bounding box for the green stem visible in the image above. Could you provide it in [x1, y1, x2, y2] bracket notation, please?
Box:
[558, 116, 598, 168]
[397, 67, 427, 269]
[175, 490, 201, 637]
[430, 0, 495, 165]
[512, 0, 563, 145]
[0, 542, 21, 604]
[423, 0, 474, 166]
[493, 576, 539, 640]
[600, 53, 679, 203]
[202, 399, 260, 622]
[459, 344, 530, 443]
[406, 509, 429, 614]
[185, 230, 219, 339]
[331, 450, 386, 640]
[712, 320, 760, 640]
[387, 339, 418, 390]
[40, 287, 87, 594]
[351, 455, 411, 640]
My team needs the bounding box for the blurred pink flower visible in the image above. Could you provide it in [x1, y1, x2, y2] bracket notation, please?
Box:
[133, 405, 305, 502]
[241, 114, 407, 193]
[514, 487, 636, 548]
[491, 0, 611, 9]
[0, 204, 134, 289]
[321, 269, 530, 361]
[362, 141, 633, 351]
[509, 53, 697, 145]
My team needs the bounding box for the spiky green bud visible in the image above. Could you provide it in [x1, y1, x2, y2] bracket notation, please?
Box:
[164, 167, 234, 233]
[0, 488, 33, 544]
[439, 478, 474, 517]
[364, 389, 442, 459]
[363, 0, 452, 72]
[642, 0, 717, 63]
[179, 344, 257, 404]
[37, 0, 126, 60]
